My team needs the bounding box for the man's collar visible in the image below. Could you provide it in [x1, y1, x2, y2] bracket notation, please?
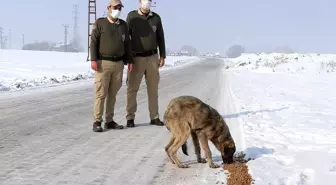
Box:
[138, 9, 153, 16]
[107, 16, 120, 24]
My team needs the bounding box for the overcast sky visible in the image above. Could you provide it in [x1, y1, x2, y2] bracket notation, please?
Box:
[0, 0, 335, 54]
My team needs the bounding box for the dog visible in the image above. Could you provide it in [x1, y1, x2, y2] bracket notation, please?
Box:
[163, 95, 236, 168]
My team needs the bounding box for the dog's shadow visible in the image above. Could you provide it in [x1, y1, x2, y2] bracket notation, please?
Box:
[222, 107, 289, 119]
[102, 122, 154, 132]
[133, 123, 152, 127]
[211, 146, 275, 163]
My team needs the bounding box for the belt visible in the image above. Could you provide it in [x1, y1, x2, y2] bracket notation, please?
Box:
[99, 55, 124, 61]
[133, 49, 157, 57]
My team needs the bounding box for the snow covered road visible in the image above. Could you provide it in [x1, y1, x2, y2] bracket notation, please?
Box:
[0, 58, 231, 185]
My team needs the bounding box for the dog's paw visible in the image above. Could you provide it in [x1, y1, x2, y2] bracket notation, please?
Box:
[209, 163, 220, 168]
[197, 158, 207, 163]
[177, 164, 190, 168]
[168, 158, 175, 164]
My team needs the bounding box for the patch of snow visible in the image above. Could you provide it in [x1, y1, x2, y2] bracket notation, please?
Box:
[224, 53, 336, 74]
[223, 68, 336, 184]
[0, 49, 200, 92]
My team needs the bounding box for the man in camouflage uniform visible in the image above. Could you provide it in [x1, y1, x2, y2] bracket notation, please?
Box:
[90, 0, 133, 132]
[125, 0, 166, 127]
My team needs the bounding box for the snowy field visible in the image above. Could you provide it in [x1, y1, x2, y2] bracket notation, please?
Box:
[0, 49, 199, 92]
[225, 52, 336, 74]
[222, 53, 336, 184]
[1, 51, 336, 184]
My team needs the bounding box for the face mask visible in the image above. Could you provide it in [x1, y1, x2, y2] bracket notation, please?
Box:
[110, 10, 121, 19]
[140, 0, 151, 10]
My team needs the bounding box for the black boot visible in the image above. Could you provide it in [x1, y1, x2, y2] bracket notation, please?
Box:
[93, 121, 103, 132]
[126, 119, 135, 127]
[150, 118, 164, 126]
[104, 121, 124, 130]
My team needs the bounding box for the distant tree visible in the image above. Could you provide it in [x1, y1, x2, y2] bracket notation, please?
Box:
[179, 45, 198, 56]
[226, 45, 245, 58]
[22, 41, 53, 51]
[22, 40, 81, 52]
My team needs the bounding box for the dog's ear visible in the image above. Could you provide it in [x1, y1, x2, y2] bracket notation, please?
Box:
[218, 134, 235, 148]
[218, 134, 225, 143]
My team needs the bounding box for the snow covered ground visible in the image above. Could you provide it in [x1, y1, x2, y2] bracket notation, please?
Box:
[0, 49, 199, 92]
[222, 53, 336, 184]
[1, 50, 336, 184]
[225, 53, 336, 74]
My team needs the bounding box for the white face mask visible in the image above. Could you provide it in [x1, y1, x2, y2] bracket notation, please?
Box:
[110, 10, 121, 19]
[140, 0, 151, 10]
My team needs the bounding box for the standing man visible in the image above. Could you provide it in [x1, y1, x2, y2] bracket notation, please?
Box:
[125, 0, 166, 127]
[90, 0, 133, 132]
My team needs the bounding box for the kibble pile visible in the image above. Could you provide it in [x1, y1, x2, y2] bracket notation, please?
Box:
[224, 163, 253, 185]
[223, 152, 254, 185]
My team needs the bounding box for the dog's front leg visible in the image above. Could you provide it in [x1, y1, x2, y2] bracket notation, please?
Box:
[198, 133, 220, 168]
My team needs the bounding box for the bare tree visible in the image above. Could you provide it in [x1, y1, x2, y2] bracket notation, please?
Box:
[226, 44, 245, 58]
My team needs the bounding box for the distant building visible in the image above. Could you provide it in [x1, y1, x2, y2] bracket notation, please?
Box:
[180, 50, 191, 56]
[50, 42, 80, 52]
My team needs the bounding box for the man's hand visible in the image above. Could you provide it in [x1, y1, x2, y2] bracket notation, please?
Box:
[91, 61, 98, 71]
[159, 57, 165, 67]
[128, 63, 133, 72]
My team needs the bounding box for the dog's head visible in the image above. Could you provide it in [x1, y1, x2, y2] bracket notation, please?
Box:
[217, 134, 236, 164]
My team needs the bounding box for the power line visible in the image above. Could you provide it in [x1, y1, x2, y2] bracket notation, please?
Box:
[62, 24, 69, 52]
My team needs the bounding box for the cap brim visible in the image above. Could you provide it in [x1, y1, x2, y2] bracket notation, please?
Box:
[107, 3, 124, 7]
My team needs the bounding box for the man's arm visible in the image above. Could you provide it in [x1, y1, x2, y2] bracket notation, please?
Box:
[126, 13, 132, 38]
[156, 15, 166, 59]
[90, 20, 100, 61]
[123, 22, 133, 65]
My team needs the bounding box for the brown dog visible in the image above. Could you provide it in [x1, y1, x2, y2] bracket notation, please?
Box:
[164, 95, 236, 168]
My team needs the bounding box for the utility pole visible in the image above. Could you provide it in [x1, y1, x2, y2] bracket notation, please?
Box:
[8, 29, 11, 49]
[3, 36, 8, 49]
[0, 27, 3, 49]
[62, 24, 69, 52]
[73, 4, 80, 50]
[21, 33, 25, 49]
[87, 0, 97, 61]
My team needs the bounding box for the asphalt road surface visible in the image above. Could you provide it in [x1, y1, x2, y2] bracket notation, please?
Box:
[0, 58, 229, 185]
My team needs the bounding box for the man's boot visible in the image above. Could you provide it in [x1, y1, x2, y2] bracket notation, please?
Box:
[150, 118, 164, 126]
[126, 119, 135, 127]
[104, 121, 124, 130]
[93, 121, 103, 132]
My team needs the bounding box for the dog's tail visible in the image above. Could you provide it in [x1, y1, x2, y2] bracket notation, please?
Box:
[182, 141, 188, 156]
[181, 121, 194, 156]
[165, 120, 171, 132]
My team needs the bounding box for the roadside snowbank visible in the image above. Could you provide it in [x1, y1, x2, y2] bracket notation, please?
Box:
[224, 53, 336, 74]
[0, 50, 199, 92]
[229, 71, 336, 185]
[221, 53, 336, 184]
